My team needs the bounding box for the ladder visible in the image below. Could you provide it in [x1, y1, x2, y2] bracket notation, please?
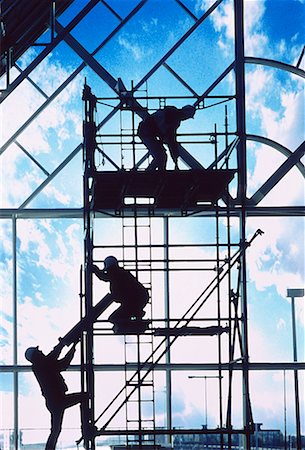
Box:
[122, 213, 156, 448]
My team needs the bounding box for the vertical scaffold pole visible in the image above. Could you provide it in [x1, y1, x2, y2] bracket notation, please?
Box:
[234, 1, 253, 448]
[82, 83, 97, 450]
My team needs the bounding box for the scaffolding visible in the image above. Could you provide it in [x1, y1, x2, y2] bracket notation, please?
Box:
[80, 83, 264, 449]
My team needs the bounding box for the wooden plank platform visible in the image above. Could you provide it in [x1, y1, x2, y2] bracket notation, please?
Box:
[92, 169, 235, 211]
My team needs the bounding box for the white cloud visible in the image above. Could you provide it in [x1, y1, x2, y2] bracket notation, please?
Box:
[43, 184, 71, 205]
[245, 66, 274, 115]
[261, 87, 305, 149]
[0, 147, 45, 208]
[247, 217, 305, 316]
[244, 1, 267, 56]
[196, 0, 267, 56]
[212, 0, 235, 40]
[277, 317, 286, 330]
[17, 219, 82, 281]
[118, 36, 147, 62]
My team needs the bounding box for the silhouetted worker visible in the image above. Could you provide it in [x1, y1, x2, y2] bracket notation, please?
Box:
[25, 342, 86, 450]
[137, 105, 196, 170]
[92, 256, 149, 332]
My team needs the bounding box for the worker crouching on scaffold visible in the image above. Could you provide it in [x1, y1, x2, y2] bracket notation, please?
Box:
[92, 256, 149, 333]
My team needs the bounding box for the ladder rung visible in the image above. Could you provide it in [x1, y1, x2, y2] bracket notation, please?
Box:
[126, 381, 153, 386]
[127, 420, 154, 425]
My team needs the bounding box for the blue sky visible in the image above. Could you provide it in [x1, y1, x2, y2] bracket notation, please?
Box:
[0, 0, 304, 445]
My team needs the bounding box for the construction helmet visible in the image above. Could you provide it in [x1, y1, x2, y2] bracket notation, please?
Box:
[104, 256, 119, 270]
[25, 346, 39, 362]
[181, 105, 196, 118]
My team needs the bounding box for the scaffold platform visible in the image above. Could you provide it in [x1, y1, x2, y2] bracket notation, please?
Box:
[92, 169, 235, 211]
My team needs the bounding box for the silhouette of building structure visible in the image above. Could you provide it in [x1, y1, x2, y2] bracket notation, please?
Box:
[0, 1, 304, 450]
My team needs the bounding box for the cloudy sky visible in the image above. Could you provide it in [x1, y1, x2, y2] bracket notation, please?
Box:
[1, 0, 304, 446]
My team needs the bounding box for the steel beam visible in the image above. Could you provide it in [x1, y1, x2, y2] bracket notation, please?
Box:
[247, 134, 305, 177]
[249, 141, 305, 205]
[245, 56, 305, 79]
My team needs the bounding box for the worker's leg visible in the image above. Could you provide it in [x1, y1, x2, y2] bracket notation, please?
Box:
[108, 305, 125, 325]
[138, 133, 167, 170]
[132, 290, 149, 319]
[45, 407, 64, 450]
[64, 392, 86, 409]
[109, 303, 147, 332]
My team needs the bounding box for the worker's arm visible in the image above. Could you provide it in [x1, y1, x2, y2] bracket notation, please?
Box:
[92, 264, 109, 281]
[57, 342, 77, 370]
[48, 340, 63, 360]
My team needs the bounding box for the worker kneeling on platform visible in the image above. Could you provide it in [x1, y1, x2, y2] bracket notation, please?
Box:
[137, 105, 196, 170]
[92, 256, 149, 333]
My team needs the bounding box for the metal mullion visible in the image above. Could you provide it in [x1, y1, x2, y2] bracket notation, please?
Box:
[296, 45, 305, 68]
[0, 208, 83, 219]
[3, 360, 305, 373]
[245, 56, 305, 79]
[249, 141, 305, 205]
[100, 0, 123, 21]
[1, 206, 305, 221]
[18, 145, 82, 209]
[162, 62, 199, 96]
[14, 141, 50, 176]
[247, 134, 305, 177]
[0, 0, 100, 103]
[12, 215, 19, 450]
[14, 63, 49, 99]
[174, 0, 199, 20]
[234, 2, 253, 448]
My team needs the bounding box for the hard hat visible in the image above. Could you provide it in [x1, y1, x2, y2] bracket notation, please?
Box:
[181, 105, 196, 118]
[25, 346, 39, 362]
[104, 256, 119, 270]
